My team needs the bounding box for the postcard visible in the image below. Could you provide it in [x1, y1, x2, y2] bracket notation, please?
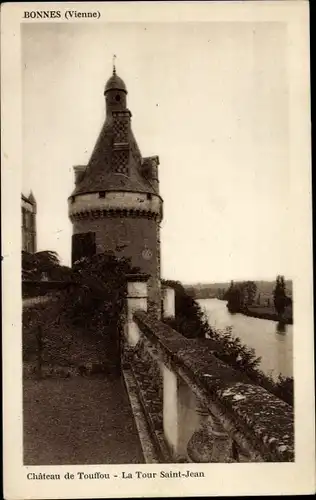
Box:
[2, 1, 314, 498]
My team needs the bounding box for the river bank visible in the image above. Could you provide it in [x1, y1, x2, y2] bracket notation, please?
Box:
[239, 305, 293, 325]
[198, 298, 293, 380]
[212, 298, 293, 324]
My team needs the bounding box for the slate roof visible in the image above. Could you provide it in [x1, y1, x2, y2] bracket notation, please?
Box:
[71, 73, 159, 197]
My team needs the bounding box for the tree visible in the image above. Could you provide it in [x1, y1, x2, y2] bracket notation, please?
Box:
[223, 281, 234, 301]
[22, 250, 75, 282]
[225, 281, 244, 313]
[273, 275, 288, 318]
[22, 250, 61, 280]
[217, 287, 226, 300]
[242, 281, 257, 307]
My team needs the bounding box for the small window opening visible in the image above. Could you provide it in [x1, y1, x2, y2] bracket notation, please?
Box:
[147, 193, 152, 201]
[115, 94, 121, 102]
[99, 191, 106, 198]
[71, 196, 75, 204]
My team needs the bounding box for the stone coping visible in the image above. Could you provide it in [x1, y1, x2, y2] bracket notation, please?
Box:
[133, 310, 294, 462]
[126, 273, 150, 282]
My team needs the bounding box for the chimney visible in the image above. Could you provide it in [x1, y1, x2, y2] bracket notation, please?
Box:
[73, 165, 86, 185]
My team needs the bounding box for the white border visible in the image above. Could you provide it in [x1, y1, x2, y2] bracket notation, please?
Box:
[2, 2, 314, 498]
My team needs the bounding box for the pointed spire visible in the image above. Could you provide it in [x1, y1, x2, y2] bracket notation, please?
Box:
[112, 54, 117, 75]
[28, 190, 36, 204]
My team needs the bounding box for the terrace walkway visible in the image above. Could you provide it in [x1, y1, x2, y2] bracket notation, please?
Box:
[23, 294, 145, 465]
[23, 376, 144, 465]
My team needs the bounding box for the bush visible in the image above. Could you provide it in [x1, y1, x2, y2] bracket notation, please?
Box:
[162, 280, 209, 339]
[209, 326, 262, 371]
[22, 250, 71, 281]
[61, 253, 140, 333]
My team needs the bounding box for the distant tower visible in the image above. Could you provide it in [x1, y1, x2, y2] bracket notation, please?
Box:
[21, 191, 37, 253]
[68, 62, 163, 317]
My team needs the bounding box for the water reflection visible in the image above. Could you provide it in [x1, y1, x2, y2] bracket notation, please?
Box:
[198, 298, 293, 380]
[276, 321, 287, 334]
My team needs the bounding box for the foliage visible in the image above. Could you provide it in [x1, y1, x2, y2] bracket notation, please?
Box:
[23, 252, 142, 377]
[224, 281, 244, 313]
[244, 369, 294, 406]
[162, 279, 209, 339]
[224, 280, 257, 312]
[185, 280, 293, 305]
[209, 326, 261, 371]
[216, 287, 226, 299]
[62, 252, 140, 332]
[242, 281, 257, 306]
[273, 275, 290, 318]
[22, 250, 73, 281]
[273, 375, 294, 406]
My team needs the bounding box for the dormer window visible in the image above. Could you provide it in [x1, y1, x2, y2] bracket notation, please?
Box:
[99, 191, 106, 198]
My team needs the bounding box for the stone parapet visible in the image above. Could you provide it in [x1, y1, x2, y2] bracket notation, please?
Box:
[132, 310, 294, 463]
[68, 191, 162, 221]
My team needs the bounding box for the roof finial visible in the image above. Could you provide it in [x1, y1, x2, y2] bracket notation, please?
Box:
[112, 54, 117, 75]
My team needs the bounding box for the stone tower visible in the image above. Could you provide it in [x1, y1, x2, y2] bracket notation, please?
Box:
[68, 65, 163, 317]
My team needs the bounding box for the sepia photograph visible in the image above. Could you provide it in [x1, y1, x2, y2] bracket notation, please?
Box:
[21, 18, 295, 465]
[2, 1, 314, 498]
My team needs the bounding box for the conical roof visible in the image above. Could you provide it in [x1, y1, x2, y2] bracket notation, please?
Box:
[71, 119, 157, 197]
[71, 71, 158, 197]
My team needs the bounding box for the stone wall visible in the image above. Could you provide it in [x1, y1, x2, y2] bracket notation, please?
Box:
[129, 310, 294, 463]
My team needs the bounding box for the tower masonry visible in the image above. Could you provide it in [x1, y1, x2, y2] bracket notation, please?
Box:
[68, 66, 163, 317]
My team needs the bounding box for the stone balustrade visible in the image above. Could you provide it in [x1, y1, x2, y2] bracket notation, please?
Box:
[123, 278, 294, 464]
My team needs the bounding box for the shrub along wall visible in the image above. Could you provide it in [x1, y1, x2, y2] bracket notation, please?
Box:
[22, 281, 75, 298]
[23, 253, 141, 376]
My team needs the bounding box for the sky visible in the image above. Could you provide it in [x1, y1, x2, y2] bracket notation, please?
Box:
[22, 21, 293, 284]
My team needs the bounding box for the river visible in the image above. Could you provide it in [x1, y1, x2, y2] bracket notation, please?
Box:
[198, 298, 293, 380]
